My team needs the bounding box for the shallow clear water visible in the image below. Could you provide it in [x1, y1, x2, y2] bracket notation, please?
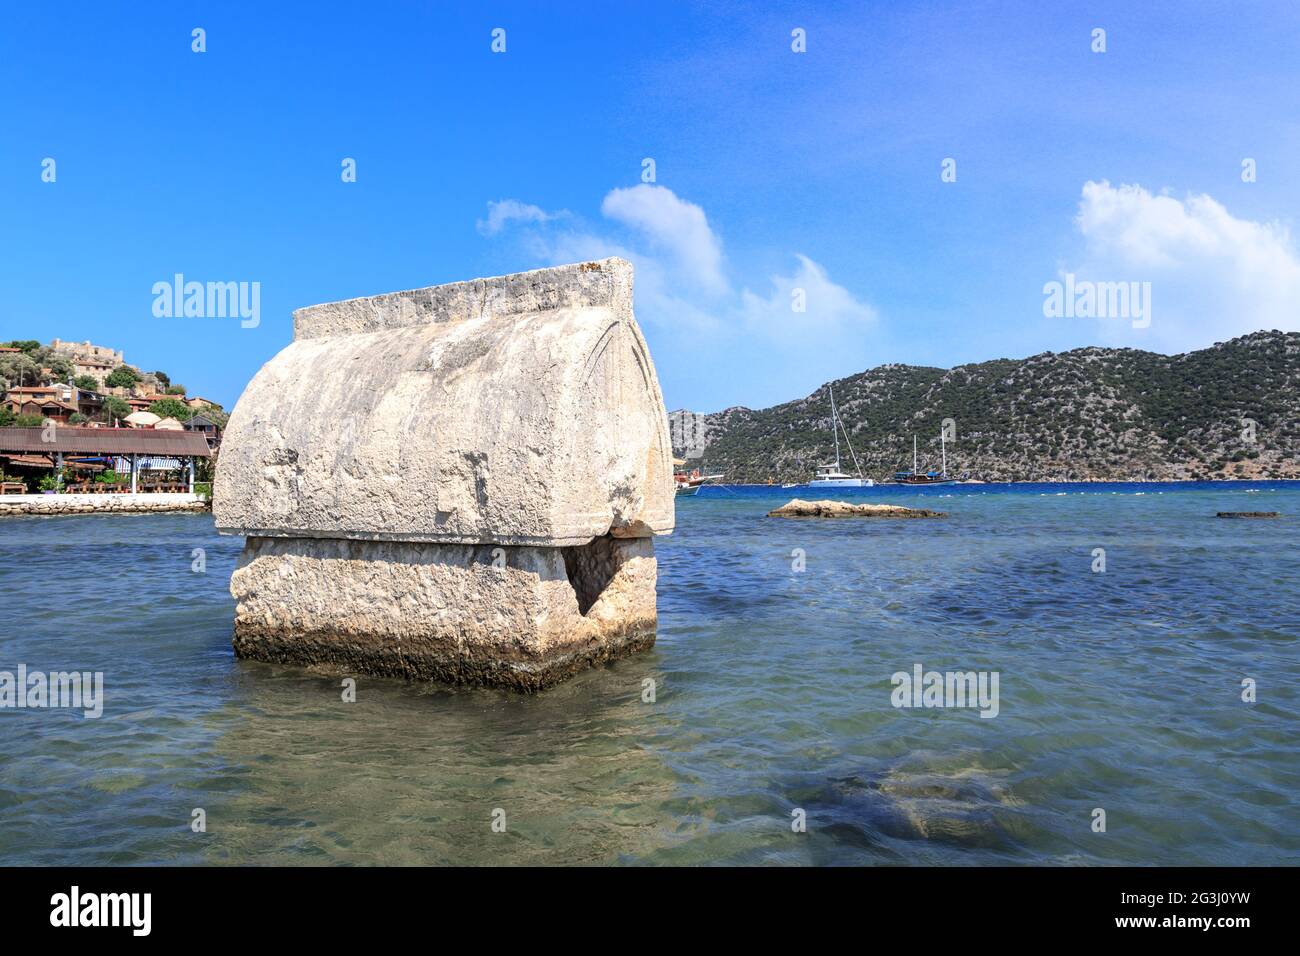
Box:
[1, 482, 1297, 865]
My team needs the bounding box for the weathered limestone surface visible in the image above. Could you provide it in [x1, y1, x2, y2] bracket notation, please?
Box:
[0, 493, 207, 517]
[768, 498, 947, 519]
[215, 259, 675, 690]
[215, 258, 671, 545]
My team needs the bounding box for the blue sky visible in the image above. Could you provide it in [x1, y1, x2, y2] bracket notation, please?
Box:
[3, 1, 1299, 412]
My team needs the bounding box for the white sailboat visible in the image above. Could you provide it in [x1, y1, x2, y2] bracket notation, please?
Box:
[803, 385, 874, 488]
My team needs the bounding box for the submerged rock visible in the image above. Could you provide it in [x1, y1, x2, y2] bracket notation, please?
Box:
[768, 498, 946, 519]
[1215, 511, 1280, 518]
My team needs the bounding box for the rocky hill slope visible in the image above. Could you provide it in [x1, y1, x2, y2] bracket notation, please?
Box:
[669, 331, 1300, 483]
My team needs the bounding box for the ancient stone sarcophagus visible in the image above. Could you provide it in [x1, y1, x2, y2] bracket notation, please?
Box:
[214, 258, 675, 690]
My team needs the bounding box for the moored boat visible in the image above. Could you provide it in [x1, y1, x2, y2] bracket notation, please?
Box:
[674, 468, 724, 495]
[893, 433, 962, 485]
[790, 385, 874, 488]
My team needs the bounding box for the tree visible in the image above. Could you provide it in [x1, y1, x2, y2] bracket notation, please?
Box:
[18, 346, 74, 383]
[74, 375, 100, 391]
[39, 468, 70, 492]
[102, 396, 131, 423]
[68, 413, 88, 425]
[165, 384, 186, 395]
[148, 398, 194, 421]
[2, 340, 40, 352]
[152, 370, 170, 387]
[198, 405, 229, 428]
[196, 446, 219, 483]
[105, 365, 142, 388]
[0, 406, 14, 426]
[14, 414, 44, 427]
[0, 352, 39, 390]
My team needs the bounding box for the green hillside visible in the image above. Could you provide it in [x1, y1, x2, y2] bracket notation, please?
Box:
[669, 330, 1300, 483]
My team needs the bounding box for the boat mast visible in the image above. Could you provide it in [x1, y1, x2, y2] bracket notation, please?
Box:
[941, 429, 947, 478]
[839, 402, 865, 479]
[829, 386, 841, 471]
[913, 435, 917, 475]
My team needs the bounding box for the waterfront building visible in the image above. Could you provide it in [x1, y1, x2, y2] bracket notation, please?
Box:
[0, 425, 211, 493]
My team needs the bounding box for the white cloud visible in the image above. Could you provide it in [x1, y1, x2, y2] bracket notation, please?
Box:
[476, 199, 567, 236]
[1065, 180, 1300, 350]
[599, 185, 726, 294]
[739, 253, 878, 341]
[516, 224, 730, 335]
[477, 186, 876, 344]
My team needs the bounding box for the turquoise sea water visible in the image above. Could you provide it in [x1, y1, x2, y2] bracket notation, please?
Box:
[0, 482, 1296, 865]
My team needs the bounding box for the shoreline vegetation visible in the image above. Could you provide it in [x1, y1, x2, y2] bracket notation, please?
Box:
[669, 330, 1300, 484]
[0, 339, 226, 497]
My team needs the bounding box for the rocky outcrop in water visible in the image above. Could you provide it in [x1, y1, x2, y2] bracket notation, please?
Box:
[768, 498, 945, 518]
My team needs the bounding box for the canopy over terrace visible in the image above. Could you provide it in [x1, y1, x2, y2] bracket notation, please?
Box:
[0, 426, 212, 492]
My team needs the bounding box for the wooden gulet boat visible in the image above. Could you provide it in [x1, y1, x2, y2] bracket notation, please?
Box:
[893, 433, 962, 485]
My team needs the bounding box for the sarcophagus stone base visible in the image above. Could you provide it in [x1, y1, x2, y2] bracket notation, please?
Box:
[229, 534, 658, 692]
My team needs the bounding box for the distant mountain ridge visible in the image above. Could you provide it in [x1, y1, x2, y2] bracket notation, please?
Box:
[668, 330, 1300, 483]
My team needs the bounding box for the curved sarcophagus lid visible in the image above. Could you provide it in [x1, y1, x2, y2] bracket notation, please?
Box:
[214, 258, 674, 546]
